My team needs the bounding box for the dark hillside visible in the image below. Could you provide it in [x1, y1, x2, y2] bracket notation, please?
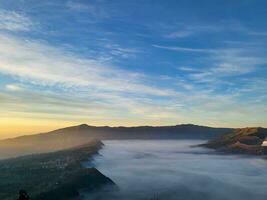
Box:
[202, 128, 267, 155]
[0, 124, 231, 159]
[0, 140, 114, 200]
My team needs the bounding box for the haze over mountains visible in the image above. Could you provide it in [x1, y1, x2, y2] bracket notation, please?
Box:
[0, 124, 231, 159]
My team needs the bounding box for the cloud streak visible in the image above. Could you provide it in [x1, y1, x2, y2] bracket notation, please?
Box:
[153, 45, 215, 53]
[153, 44, 267, 81]
[0, 9, 34, 31]
[0, 34, 173, 97]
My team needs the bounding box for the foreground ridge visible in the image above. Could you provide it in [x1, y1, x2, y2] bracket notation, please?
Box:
[0, 140, 115, 200]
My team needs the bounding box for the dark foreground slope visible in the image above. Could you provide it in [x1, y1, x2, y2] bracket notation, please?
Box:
[0, 140, 114, 200]
[202, 127, 267, 155]
[0, 124, 231, 159]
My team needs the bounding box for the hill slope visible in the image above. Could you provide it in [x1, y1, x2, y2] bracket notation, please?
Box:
[0, 124, 231, 159]
[203, 127, 267, 155]
[0, 140, 114, 200]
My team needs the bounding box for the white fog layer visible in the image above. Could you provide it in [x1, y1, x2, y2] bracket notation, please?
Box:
[85, 140, 267, 200]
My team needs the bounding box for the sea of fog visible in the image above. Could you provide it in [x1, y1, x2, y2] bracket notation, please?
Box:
[84, 140, 267, 200]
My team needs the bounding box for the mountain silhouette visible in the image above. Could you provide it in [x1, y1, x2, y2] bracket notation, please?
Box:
[0, 124, 230, 159]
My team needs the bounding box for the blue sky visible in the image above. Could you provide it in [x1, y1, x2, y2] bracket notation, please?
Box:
[0, 0, 267, 137]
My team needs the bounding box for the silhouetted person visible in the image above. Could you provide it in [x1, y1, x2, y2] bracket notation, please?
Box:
[18, 190, 30, 200]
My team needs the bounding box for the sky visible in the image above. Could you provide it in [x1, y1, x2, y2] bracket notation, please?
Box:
[0, 0, 267, 138]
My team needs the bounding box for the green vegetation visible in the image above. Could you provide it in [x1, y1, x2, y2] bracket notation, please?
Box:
[0, 140, 114, 200]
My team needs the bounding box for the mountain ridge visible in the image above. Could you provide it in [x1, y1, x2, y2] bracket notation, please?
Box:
[0, 123, 232, 159]
[2, 123, 229, 140]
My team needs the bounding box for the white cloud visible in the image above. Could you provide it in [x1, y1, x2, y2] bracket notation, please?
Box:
[164, 22, 249, 39]
[167, 30, 193, 38]
[5, 84, 23, 91]
[189, 48, 267, 82]
[0, 11, 266, 128]
[164, 24, 224, 39]
[66, 1, 91, 11]
[1, 47, 266, 127]
[247, 31, 267, 36]
[153, 45, 214, 53]
[66, 0, 108, 18]
[104, 43, 140, 58]
[154, 44, 266, 81]
[0, 9, 34, 31]
[0, 34, 173, 97]
[178, 66, 200, 72]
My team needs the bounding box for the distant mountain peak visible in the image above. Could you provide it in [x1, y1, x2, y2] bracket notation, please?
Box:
[78, 124, 90, 128]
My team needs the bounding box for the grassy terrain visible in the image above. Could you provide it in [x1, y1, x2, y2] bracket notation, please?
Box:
[0, 140, 114, 200]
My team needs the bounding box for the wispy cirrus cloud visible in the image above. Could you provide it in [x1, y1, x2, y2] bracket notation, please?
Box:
[0, 34, 173, 97]
[104, 43, 140, 59]
[0, 9, 34, 31]
[153, 45, 214, 53]
[164, 22, 267, 39]
[247, 31, 267, 36]
[166, 30, 194, 38]
[189, 48, 267, 83]
[66, 1, 92, 11]
[66, 0, 109, 18]
[164, 24, 226, 39]
[153, 44, 267, 81]
[5, 84, 23, 91]
[0, 9, 181, 129]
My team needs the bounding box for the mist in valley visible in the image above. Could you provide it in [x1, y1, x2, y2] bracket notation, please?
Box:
[85, 140, 267, 200]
